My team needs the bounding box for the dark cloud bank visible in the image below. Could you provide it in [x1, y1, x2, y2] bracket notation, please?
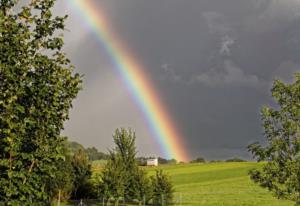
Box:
[62, 0, 300, 160]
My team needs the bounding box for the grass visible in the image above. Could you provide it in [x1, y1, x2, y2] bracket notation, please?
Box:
[65, 162, 294, 205]
[145, 162, 293, 206]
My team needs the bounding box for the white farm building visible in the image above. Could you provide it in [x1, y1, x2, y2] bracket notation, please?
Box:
[147, 158, 158, 166]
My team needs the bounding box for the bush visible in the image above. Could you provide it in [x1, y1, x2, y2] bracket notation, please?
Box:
[190, 157, 206, 163]
[210, 160, 224, 163]
[151, 170, 174, 206]
[225, 158, 246, 162]
[158, 157, 177, 165]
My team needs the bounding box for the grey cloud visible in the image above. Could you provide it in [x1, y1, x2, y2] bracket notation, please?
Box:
[161, 64, 182, 83]
[58, 0, 300, 160]
[202, 11, 230, 34]
[219, 36, 235, 56]
[192, 60, 260, 88]
[273, 60, 300, 82]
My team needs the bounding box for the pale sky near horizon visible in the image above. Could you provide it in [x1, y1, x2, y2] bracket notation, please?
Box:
[51, 0, 300, 160]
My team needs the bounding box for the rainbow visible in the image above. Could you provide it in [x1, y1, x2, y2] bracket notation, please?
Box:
[67, 0, 189, 162]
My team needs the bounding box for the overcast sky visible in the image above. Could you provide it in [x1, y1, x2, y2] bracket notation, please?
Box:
[54, 0, 300, 160]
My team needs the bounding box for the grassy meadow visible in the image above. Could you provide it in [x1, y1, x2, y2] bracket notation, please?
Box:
[144, 162, 293, 206]
[66, 162, 294, 206]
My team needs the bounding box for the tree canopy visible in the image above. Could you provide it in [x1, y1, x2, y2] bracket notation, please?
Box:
[248, 73, 300, 205]
[0, 0, 81, 204]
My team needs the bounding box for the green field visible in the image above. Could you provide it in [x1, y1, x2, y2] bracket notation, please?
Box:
[144, 162, 293, 206]
[66, 162, 294, 206]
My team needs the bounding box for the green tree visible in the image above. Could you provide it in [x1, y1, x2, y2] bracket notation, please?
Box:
[151, 170, 174, 206]
[0, 0, 81, 204]
[68, 141, 85, 155]
[190, 157, 206, 163]
[47, 138, 74, 203]
[71, 148, 92, 199]
[85, 146, 108, 161]
[248, 73, 300, 205]
[100, 128, 152, 205]
[225, 158, 246, 162]
[99, 152, 127, 205]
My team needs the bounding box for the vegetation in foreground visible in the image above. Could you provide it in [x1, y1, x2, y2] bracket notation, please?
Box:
[64, 162, 294, 206]
[0, 0, 82, 204]
[98, 128, 174, 205]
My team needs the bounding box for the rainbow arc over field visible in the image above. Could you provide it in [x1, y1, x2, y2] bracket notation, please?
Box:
[68, 0, 189, 162]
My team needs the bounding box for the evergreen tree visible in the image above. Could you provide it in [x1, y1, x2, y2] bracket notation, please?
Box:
[248, 73, 300, 205]
[0, 0, 81, 204]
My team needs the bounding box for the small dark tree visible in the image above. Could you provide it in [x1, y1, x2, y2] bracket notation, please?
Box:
[47, 138, 74, 203]
[190, 157, 206, 163]
[71, 148, 92, 199]
[0, 0, 81, 204]
[151, 170, 174, 206]
[248, 73, 300, 205]
[225, 158, 246, 162]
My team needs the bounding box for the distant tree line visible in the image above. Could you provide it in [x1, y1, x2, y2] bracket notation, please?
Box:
[68, 141, 109, 161]
[136, 156, 248, 166]
[188, 157, 247, 163]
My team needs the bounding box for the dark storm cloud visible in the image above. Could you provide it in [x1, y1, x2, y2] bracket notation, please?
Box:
[61, 0, 300, 160]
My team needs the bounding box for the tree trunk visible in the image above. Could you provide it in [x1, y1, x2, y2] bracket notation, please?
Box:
[57, 189, 61, 206]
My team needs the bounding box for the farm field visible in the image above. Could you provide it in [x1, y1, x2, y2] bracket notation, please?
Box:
[66, 162, 293, 206]
[145, 162, 293, 206]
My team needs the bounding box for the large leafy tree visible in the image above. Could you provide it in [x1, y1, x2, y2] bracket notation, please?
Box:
[248, 73, 300, 205]
[0, 0, 81, 204]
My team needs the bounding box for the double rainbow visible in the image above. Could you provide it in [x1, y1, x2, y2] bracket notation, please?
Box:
[67, 0, 189, 162]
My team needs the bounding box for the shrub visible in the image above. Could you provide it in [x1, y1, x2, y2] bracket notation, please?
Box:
[225, 158, 246, 162]
[151, 170, 174, 206]
[190, 157, 206, 163]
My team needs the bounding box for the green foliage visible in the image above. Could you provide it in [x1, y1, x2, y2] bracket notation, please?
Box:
[68, 141, 85, 155]
[136, 157, 148, 166]
[158, 157, 177, 165]
[99, 128, 155, 205]
[68, 141, 108, 161]
[99, 152, 127, 203]
[145, 162, 293, 206]
[248, 73, 300, 205]
[0, 0, 81, 204]
[190, 157, 206, 163]
[70, 148, 93, 199]
[210, 160, 224, 163]
[85, 147, 109, 161]
[47, 138, 74, 202]
[150, 170, 174, 206]
[225, 158, 246, 162]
